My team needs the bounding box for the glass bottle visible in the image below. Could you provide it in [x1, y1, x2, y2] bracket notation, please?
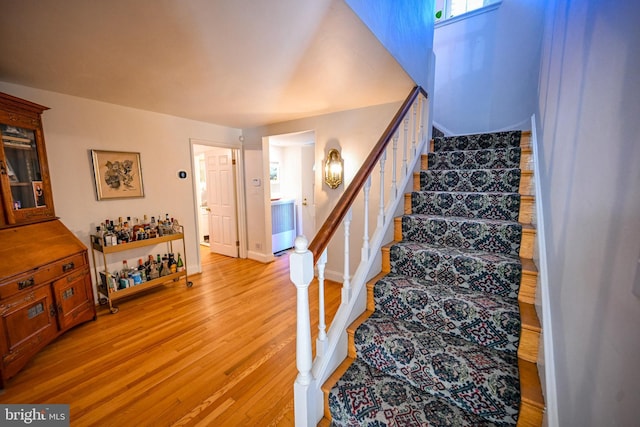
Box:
[121, 260, 130, 277]
[148, 260, 159, 279]
[95, 226, 103, 246]
[160, 254, 169, 276]
[176, 253, 184, 272]
[133, 260, 145, 282]
[168, 253, 177, 273]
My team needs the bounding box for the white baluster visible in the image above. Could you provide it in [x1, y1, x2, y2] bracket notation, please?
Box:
[361, 177, 371, 263]
[391, 132, 398, 199]
[412, 100, 418, 156]
[420, 95, 426, 145]
[377, 151, 386, 228]
[402, 125, 408, 177]
[316, 248, 328, 356]
[289, 236, 313, 386]
[342, 209, 352, 303]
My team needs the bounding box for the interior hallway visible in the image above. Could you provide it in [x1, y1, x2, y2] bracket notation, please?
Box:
[0, 247, 342, 426]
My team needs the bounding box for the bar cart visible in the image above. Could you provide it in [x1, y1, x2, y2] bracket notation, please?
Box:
[90, 226, 192, 313]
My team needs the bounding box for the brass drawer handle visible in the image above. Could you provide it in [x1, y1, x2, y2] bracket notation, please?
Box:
[18, 277, 35, 290]
[62, 262, 75, 272]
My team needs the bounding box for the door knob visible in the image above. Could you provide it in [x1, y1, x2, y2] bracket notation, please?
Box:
[302, 198, 308, 206]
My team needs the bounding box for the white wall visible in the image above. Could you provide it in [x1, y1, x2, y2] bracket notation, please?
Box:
[345, 0, 435, 91]
[433, 0, 545, 134]
[0, 82, 242, 298]
[242, 101, 402, 269]
[536, 0, 640, 425]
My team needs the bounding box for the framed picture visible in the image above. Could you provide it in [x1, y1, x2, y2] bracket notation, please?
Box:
[269, 162, 280, 184]
[91, 150, 145, 200]
[32, 181, 46, 207]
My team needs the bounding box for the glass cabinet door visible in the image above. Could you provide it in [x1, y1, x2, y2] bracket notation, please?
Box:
[1, 124, 45, 210]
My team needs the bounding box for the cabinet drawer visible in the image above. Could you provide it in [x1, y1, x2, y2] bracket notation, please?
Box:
[0, 252, 87, 299]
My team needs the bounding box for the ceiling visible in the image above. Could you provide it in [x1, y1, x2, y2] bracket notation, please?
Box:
[0, 0, 414, 129]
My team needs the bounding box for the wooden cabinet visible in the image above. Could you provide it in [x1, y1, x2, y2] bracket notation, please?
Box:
[0, 92, 55, 227]
[0, 93, 95, 388]
[0, 220, 96, 387]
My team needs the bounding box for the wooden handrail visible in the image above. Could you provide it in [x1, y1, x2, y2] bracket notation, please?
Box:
[308, 86, 428, 261]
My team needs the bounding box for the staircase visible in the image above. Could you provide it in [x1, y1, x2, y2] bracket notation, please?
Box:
[321, 131, 544, 426]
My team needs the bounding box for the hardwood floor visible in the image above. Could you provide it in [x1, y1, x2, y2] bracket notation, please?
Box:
[0, 247, 342, 426]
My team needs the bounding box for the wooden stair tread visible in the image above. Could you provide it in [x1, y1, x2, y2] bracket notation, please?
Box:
[347, 311, 374, 358]
[321, 357, 354, 394]
[397, 212, 534, 228]
[321, 357, 355, 422]
[367, 273, 387, 312]
[519, 301, 541, 332]
[519, 359, 545, 409]
[348, 310, 374, 335]
[317, 417, 332, 427]
[521, 257, 537, 274]
[518, 300, 541, 363]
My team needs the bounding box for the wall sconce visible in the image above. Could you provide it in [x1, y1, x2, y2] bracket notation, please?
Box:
[324, 148, 343, 189]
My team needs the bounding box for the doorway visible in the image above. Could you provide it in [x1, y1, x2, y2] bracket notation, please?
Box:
[192, 141, 246, 261]
[264, 131, 316, 255]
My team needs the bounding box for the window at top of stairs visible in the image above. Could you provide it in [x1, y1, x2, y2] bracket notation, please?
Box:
[435, 0, 502, 28]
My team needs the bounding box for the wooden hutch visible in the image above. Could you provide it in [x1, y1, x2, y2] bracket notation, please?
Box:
[0, 92, 95, 387]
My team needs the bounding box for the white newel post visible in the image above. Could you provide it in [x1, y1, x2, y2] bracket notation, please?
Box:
[290, 236, 316, 427]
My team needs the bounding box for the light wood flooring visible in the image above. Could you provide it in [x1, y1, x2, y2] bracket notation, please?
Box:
[0, 247, 342, 426]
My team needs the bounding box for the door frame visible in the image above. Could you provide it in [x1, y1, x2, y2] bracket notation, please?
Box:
[262, 130, 316, 257]
[190, 138, 247, 271]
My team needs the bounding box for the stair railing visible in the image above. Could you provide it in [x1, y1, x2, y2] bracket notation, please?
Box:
[290, 86, 429, 426]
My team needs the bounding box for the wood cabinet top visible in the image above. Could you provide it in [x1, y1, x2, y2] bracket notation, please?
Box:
[0, 219, 86, 280]
[0, 92, 49, 115]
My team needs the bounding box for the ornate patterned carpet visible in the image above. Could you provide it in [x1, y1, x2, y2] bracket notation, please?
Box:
[329, 131, 524, 426]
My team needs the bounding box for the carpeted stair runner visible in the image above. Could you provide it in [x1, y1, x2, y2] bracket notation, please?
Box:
[373, 273, 520, 354]
[389, 242, 521, 299]
[328, 130, 527, 426]
[411, 191, 521, 222]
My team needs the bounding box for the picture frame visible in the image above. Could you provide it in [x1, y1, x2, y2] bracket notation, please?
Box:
[91, 150, 145, 200]
[32, 181, 46, 207]
[269, 162, 280, 184]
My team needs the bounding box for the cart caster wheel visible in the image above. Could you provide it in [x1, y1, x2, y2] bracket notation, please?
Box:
[99, 298, 109, 305]
[187, 281, 193, 288]
[110, 307, 119, 314]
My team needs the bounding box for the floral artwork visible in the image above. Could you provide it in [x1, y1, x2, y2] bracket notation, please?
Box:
[104, 160, 135, 190]
[91, 150, 144, 200]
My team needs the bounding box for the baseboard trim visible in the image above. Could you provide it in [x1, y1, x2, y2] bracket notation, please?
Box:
[531, 114, 558, 426]
[247, 251, 275, 263]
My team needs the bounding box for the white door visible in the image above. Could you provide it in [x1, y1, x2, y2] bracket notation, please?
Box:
[206, 148, 238, 257]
